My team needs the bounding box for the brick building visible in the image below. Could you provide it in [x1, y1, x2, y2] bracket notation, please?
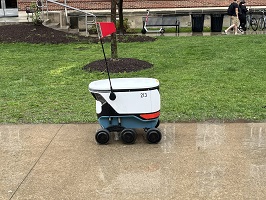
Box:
[16, 0, 266, 11]
[1, 0, 265, 22]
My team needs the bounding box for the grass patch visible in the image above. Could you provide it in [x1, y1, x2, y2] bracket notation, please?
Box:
[0, 35, 266, 123]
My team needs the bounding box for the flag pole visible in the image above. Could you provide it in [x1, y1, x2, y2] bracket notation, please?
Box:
[97, 23, 116, 100]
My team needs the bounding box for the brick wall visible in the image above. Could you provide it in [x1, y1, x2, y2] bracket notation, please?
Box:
[18, 0, 266, 11]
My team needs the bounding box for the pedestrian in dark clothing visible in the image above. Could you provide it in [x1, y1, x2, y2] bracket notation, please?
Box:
[225, 0, 241, 35]
[239, 0, 248, 31]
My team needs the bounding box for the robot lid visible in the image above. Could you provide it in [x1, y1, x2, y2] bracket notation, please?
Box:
[89, 77, 159, 92]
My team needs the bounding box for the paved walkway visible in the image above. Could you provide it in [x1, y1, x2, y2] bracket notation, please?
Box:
[1, 123, 266, 199]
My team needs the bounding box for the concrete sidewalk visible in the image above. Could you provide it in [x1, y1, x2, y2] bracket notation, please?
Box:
[1, 123, 266, 199]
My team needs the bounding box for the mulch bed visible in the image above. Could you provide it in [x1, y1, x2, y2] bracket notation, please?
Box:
[0, 23, 156, 72]
[83, 58, 153, 73]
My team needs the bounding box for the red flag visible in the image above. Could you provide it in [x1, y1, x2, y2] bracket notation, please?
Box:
[97, 22, 116, 38]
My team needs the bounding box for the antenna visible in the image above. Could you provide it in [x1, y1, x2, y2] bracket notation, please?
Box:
[99, 38, 116, 101]
[96, 22, 117, 101]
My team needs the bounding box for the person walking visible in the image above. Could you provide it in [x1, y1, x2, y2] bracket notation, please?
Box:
[225, 0, 241, 35]
[239, 0, 248, 31]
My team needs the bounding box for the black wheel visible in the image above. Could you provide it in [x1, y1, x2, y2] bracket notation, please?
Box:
[141, 28, 147, 34]
[258, 18, 265, 30]
[146, 128, 162, 144]
[251, 17, 258, 31]
[95, 129, 110, 145]
[120, 129, 137, 144]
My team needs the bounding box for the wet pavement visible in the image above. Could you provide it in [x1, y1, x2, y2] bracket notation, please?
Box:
[1, 123, 266, 199]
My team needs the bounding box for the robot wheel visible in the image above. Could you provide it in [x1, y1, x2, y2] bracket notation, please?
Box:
[120, 128, 137, 144]
[145, 128, 162, 144]
[95, 129, 110, 144]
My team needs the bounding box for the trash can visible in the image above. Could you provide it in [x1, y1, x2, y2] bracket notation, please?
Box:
[191, 14, 205, 32]
[211, 14, 224, 32]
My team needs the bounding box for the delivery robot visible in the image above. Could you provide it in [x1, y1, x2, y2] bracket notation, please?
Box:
[89, 77, 162, 144]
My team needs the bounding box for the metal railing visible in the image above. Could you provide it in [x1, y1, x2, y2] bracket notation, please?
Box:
[41, 0, 96, 36]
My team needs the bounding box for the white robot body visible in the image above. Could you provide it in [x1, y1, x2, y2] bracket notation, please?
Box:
[89, 78, 162, 144]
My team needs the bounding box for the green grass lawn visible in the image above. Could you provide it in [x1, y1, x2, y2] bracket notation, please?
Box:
[1, 34, 266, 123]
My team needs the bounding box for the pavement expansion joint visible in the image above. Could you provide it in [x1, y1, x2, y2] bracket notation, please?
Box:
[8, 124, 64, 200]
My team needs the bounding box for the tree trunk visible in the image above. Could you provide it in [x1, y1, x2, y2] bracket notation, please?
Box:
[118, 0, 124, 35]
[111, 0, 118, 59]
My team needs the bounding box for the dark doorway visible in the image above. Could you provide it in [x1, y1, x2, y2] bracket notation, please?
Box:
[0, 0, 18, 17]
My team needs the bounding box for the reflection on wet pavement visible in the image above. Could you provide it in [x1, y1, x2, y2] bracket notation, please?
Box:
[0, 123, 266, 199]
